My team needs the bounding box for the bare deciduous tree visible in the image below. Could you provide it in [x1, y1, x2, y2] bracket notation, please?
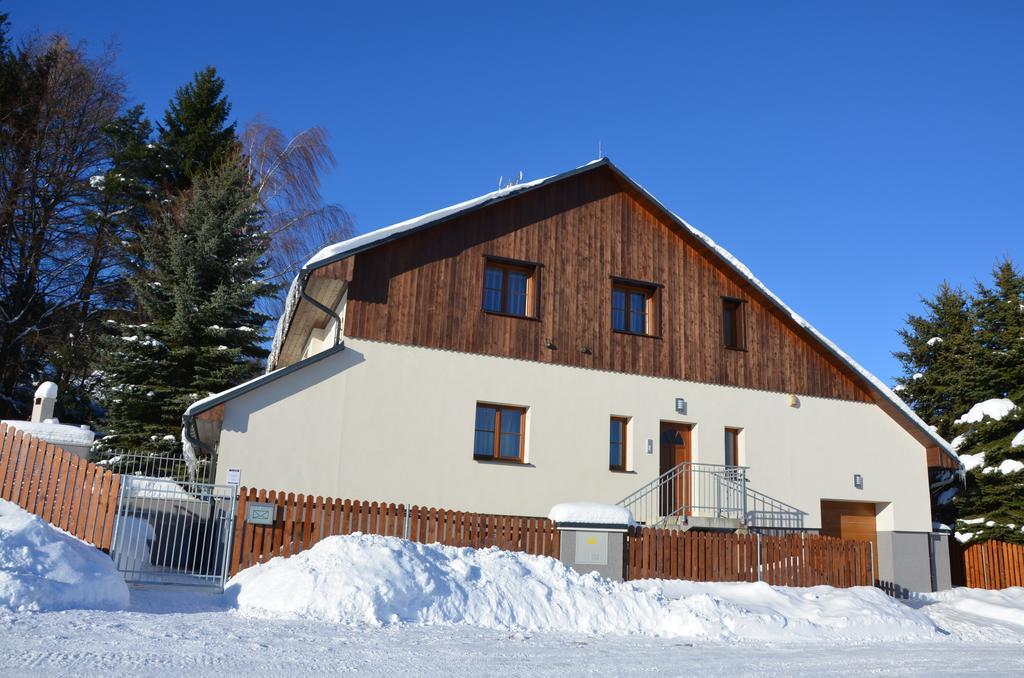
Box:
[241, 117, 353, 319]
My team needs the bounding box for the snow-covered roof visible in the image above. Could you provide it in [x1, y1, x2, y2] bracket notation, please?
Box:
[2, 420, 95, 448]
[245, 159, 959, 463]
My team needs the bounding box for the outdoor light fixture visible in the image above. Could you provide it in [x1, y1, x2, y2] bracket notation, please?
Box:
[788, 394, 800, 408]
[854, 474, 864, 490]
[675, 398, 687, 414]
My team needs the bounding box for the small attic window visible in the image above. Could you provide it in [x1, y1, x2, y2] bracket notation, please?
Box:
[723, 297, 746, 350]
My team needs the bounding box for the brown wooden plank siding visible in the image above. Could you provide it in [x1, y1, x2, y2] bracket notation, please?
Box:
[343, 167, 872, 402]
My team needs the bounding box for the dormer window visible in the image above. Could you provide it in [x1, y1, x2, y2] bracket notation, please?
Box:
[483, 258, 536, 318]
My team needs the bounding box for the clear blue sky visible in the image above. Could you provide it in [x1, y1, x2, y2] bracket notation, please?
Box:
[9, 1, 1022, 384]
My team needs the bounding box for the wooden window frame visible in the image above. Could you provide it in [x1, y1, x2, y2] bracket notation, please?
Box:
[722, 296, 747, 350]
[473, 402, 527, 463]
[611, 277, 660, 337]
[609, 416, 628, 472]
[724, 427, 742, 467]
[482, 257, 538, 319]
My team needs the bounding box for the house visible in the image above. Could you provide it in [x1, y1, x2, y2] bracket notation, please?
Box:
[183, 159, 961, 592]
[2, 382, 95, 460]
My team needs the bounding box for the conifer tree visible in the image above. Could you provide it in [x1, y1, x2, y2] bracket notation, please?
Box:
[157, 66, 236, 191]
[895, 260, 1024, 544]
[950, 261, 1024, 544]
[99, 157, 274, 453]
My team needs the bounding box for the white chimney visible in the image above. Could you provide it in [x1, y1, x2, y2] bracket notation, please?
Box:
[31, 382, 58, 423]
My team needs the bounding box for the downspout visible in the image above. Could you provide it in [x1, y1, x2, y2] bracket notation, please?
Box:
[181, 412, 217, 481]
[298, 269, 342, 347]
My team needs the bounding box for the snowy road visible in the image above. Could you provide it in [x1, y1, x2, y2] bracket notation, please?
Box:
[0, 590, 1022, 677]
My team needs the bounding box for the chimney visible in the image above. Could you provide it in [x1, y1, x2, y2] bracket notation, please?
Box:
[31, 382, 58, 423]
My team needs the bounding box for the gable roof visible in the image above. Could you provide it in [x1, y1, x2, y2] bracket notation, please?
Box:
[258, 158, 958, 465]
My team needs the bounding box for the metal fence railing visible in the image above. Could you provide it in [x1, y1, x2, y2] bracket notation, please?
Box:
[109, 476, 237, 591]
[95, 451, 212, 485]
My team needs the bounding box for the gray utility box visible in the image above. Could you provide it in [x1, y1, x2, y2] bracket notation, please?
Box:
[555, 524, 628, 581]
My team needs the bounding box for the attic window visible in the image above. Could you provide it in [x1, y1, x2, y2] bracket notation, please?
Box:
[722, 297, 746, 350]
[612, 279, 658, 336]
[483, 259, 536, 318]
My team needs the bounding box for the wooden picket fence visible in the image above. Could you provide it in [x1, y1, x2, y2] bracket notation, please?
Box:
[960, 539, 1024, 589]
[625, 527, 873, 587]
[230, 487, 560, 575]
[0, 423, 121, 550]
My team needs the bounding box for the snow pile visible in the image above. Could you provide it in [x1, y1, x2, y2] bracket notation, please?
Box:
[1, 420, 95, 448]
[954, 398, 1016, 425]
[125, 476, 191, 499]
[0, 500, 129, 613]
[908, 588, 1024, 642]
[227, 534, 941, 641]
[548, 502, 635, 526]
[1012, 429, 1024, 448]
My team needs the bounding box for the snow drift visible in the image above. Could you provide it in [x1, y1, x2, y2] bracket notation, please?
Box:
[226, 534, 943, 641]
[0, 500, 129, 613]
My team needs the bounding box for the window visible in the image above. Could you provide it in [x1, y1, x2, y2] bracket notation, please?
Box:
[483, 260, 535, 317]
[722, 297, 746, 349]
[609, 417, 628, 471]
[473, 403, 526, 462]
[724, 427, 741, 467]
[612, 281, 656, 335]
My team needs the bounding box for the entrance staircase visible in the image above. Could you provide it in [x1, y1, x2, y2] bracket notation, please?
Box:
[616, 462, 805, 532]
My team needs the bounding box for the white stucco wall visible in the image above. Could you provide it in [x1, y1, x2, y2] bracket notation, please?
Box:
[215, 338, 932, 532]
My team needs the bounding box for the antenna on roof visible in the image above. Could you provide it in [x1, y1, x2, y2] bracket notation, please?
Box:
[497, 171, 525, 190]
[598, 140, 603, 159]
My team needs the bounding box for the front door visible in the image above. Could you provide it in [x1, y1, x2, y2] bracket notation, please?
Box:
[660, 422, 692, 517]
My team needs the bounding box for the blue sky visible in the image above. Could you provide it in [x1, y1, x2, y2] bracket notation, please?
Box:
[8, 1, 1022, 384]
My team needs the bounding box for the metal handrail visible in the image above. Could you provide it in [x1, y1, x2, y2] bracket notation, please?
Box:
[617, 461, 806, 530]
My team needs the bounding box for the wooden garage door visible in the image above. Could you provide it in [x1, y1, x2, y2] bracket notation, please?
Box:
[821, 500, 878, 572]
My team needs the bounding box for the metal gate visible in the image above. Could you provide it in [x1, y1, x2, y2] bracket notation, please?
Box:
[109, 476, 238, 591]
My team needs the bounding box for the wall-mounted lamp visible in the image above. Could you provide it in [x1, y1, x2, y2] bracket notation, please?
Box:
[788, 394, 800, 408]
[646, 438, 654, 455]
[853, 474, 864, 490]
[675, 398, 687, 415]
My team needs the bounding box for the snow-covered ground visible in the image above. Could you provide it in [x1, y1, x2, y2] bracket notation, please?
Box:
[1, 502, 1023, 676]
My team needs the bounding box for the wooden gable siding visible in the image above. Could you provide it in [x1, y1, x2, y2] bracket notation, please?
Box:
[343, 168, 873, 403]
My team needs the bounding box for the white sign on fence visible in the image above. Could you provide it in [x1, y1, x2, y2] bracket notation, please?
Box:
[226, 468, 241, 486]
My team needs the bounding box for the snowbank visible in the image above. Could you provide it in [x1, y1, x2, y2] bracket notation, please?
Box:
[955, 398, 1016, 425]
[548, 502, 635, 526]
[0, 500, 129, 613]
[227, 534, 941, 641]
[908, 588, 1024, 642]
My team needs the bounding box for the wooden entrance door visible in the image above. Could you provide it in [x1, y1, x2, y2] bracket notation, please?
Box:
[821, 500, 879, 574]
[660, 422, 692, 517]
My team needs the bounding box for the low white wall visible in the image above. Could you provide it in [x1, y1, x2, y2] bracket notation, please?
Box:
[216, 338, 932, 532]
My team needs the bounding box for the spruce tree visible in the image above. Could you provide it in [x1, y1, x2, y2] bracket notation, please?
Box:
[950, 260, 1024, 544]
[157, 67, 236, 191]
[896, 260, 1024, 544]
[99, 157, 274, 453]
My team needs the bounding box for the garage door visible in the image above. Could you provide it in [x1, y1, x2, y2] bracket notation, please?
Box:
[820, 500, 878, 572]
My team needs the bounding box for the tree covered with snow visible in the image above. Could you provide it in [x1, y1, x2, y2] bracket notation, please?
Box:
[894, 260, 1024, 544]
[98, 124, 275, 453]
